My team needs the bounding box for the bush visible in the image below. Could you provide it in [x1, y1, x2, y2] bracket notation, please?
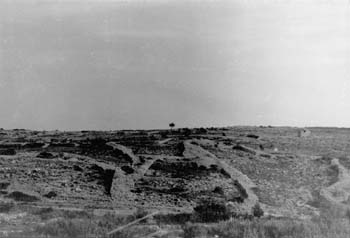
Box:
[182, 128, 192, 137]
[154, 212, 192, 225]
[197, 128, 208, 134]
[345, 209, 350, 223]
[213, 186, 225, 195]
[6, 191, 39, 202]
[193, 198, 230, 222]
[35, 218, 90, 238]
[96, 212, 134, 232]
[134, 207, 148, 219]
[0, 201, 15, 213]
[0, 148, 16, 155]
[32, 207, 54, 220]
[183, 223, 208, 238]
[44, 191, 58, 199]
[183, 219, 312, 238]
[37, 151, 54, 159]
[252, 203, 264, 218]
[160, 131, 169, 139]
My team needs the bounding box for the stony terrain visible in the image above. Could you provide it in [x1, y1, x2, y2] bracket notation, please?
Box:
[0, 126, 350, 236]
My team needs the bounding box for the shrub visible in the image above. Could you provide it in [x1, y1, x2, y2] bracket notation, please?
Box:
[62, 209, 92, 219]
[37, 151, 54, 159]
[134, 207, 148, 219]
[160, 130, 169, 139]
[34, 218, 90, 238]
[183, 223, 208, 238]
[176, 142, 185, 156]
[6, 191, 39, 202]
[197, 128, 208, 134]
[193, 198, 230, 222]
[133, 207, 149, 224]
[154, 212, 192, 225]
[213, 186, 225, 195]
[0, 148, 16, 155]
[44, 191, 58, 199]
[34, 207, 56, 221]
[96, 212, 134, 232]
[252, 203, 264, 218]
[182, 128, 192, 137]
[0, 181, 10, 190]
[0, 201, 15, 213]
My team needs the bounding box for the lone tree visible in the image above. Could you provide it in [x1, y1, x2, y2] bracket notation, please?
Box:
[169, 122, 175, 130]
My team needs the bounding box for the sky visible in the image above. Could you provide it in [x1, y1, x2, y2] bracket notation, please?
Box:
[0, 0, 350, 130]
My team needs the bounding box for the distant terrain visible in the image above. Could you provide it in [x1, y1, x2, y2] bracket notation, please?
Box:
[1, 126, 350, 237]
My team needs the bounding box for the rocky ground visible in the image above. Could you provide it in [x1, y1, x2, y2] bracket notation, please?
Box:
[0, 126, 349, 236]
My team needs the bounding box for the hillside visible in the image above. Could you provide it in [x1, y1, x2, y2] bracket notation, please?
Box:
[0, 126, 350, 236]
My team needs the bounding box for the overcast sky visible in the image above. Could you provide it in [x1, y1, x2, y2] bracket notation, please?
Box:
[0, 0, 350, 130]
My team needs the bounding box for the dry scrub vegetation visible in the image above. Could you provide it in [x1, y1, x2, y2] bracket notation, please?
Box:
[2, 127, 350, 237]
[3, 203, 350, 238]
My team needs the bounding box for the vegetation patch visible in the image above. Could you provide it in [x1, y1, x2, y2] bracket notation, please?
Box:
[6, 191, 40, 202]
